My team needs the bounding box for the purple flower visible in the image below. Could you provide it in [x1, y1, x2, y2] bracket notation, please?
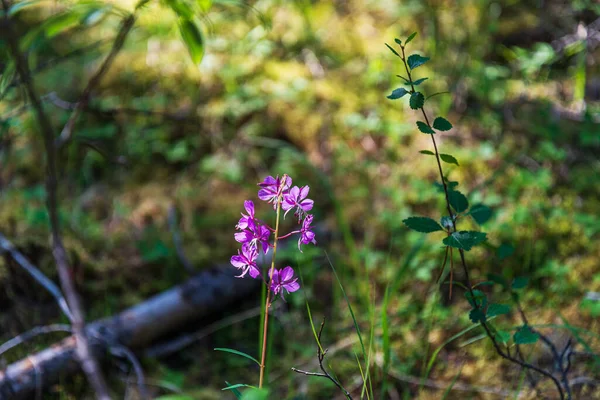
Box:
[298, 214, 317, 252]
[282, 185, 313, 219]
[258, 175, 292, 208]
[236, 200, 255, 231]
[270, 266, 300, 297]
[234, 221, 271, 254]
[230, 244, 260, 278]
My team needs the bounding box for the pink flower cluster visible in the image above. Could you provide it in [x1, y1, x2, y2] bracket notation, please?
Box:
[231, 175, 316, 297]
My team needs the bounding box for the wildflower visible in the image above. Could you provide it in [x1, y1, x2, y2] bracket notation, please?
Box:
[298, 214, 317, 252]
[234, 221, 271, 254]
[236, 200, 256, 231]
[258, 175, 292, 208]
[230, 243, 260, 278]
[282, 185, 313, 219]
[270, 266, 300, 297]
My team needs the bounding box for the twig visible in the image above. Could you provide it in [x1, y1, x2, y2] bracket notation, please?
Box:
[55, 13, 136, 148]
[292, 319, 353, 399]
[0, 325, 72, 357]
[106, 344, 147, 400]
[8, 39, 111, 90]
[513, 295, 572, 398]
[1, 5, 111, 399]
[0, 233, 73, 321]
[168, 205, 195, 274]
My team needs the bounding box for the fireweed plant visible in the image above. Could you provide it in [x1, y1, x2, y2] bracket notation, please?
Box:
[386, 33, 573, 399]
[218, 174, 316, 394]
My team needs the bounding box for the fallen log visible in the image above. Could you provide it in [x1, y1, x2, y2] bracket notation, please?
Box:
[0, 267, 258, 399]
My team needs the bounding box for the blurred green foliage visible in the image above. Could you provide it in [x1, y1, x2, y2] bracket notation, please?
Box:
[1, 0, 599, 398]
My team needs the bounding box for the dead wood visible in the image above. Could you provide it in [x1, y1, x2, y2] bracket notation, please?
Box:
[0, 267, 258, 399]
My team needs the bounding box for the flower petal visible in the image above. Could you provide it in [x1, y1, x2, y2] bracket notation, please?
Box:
[299, 185, 310, 199]
[284, 280, 300, 293]
[230, 255, 245, 269]
[280, 266, 295, 281]
[248, 266, 261, 279]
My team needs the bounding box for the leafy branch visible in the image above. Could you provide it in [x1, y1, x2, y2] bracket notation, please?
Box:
[387, 32, 570, 399]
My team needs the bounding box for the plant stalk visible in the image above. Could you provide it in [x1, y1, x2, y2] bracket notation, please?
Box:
[258, 177, 286, 387]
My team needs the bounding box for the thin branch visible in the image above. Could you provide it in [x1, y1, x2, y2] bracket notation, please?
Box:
[513, 295, 572, 398]
[0, 325, 72, 357]
[168, 205, 195, 274]
[8, 39, 111, 90]
[56, 13, 136, 148]
[398, 43, 567, 400]
[0, 233, 73, 321]
[292, 319, 353, 399]
[106, 343, 148, 400]
[1, 5, 111, 399]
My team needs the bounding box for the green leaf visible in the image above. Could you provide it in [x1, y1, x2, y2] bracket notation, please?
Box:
[464, 289, 487, 308]
[0, 62, 16, 98]
[394, 38, 402, 46]
[440, 216, 453, 230]
[487, 303, 511, 318]
[385, 43, 400, 58]
[178, 18, 205, 64]
[419, 150, 435, 155]
[387, 87, 408, 99]
[432, 117, 453, 131]
[405, 77, 428, 86]
[407, 54, 429, 70]
[197, 0, 212, 12]
[214, 348, 260, 366]
[440, 153, 459, 166]
[511, 277, 529, 290]
[240, 388, 269, 400]
[8, 0, 41, 16]
[495, 329, 511, 344]
[222, 384, 254, 391]
[409, 92, 424, 109]
[497, 243, 515, 260]
[44, 11, 82, 38]
[166, 0, 194, 18]
[155, 396, 196, 400]
[225, 380, 243, 399]
[469, 308, 486, 323]
[443, 231, 487, 251]
[469, 204, 492, 225]
[448, 190, 469, 213]
[514, 325, 540, 345]
[403, 217, 444, 233]
[416, 121, 434, 134]
[405, 32, 417, 44]
[488, 273, 508, 288]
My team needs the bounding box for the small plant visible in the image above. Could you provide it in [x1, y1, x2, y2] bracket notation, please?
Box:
[386, 32, 573, 399]
[219, 174, 317, 396]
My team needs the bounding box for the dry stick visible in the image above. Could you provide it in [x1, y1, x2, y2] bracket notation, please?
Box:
[104, 343, 147, 400]
[0, 233, 73, 321]
[168, 205, 195, 274]
[291, 319, 353, 399]
[0, 325, 72, 356]
[398, 44, 567, 400]
[55, 13, 136, 148]
[1, 5, 111, 399]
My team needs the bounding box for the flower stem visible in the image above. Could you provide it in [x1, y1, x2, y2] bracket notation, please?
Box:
[258, 176, 286, 388]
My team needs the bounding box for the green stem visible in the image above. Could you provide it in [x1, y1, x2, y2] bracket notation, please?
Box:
[258, 175, 286, 388]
